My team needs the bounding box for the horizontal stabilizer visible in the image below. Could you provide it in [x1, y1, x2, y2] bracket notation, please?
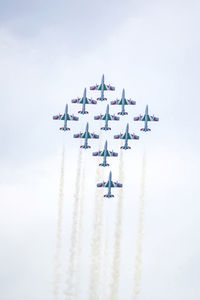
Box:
[60, 127, 70, 131]
[140, 128, 151, 131]
[104, 194, 114, 198]
[120, 146, 131, 150]
[78, 110, 88, 114]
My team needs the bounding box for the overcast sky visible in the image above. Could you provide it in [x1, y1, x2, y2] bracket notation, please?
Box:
[0, 0, 200, 300]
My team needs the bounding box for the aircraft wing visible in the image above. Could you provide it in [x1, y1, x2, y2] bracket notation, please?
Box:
[127, 99, 136, 105]
[110, 99, 136, 105]
[106, 85, 115, 91]
[113, 182, 123, 188]
[114, 133, 139, 140]
[88, 98, 97, 104]
[72, 97, 81, 103]
[150, 115, 159, 121]
[110, 115, 120, 121]
[110, 99, 120, 105]
[114, 134, 123, 139]
[69, 115, 79, 121]
[94, 114, 104, 120]
[73, 132, 84, 138]
[90, 84, 100, 90]
[134, 115, 143, 121]
[91, 133, 99, 139]
[53, 114, 62, 120]
[97, 181, 106, 187]
[92, 150, 118, 157]
[109, 151, 118, 157]
[129, 134, 139, 140]
[92, 151, 102, 157]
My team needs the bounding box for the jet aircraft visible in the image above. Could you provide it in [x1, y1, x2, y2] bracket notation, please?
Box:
[114, 123, 139, 149]
[134, 105, 159, 131]
[111, 89, 136, 115]
[53, 104, 79, 131]
[72, 88, 97, 114]
[94, 104, 119, 130]
[92, 140, 118, 166]
[74, 122, 99, 148]
[90, 74, 115, 101]
[97, 171, 122, 198]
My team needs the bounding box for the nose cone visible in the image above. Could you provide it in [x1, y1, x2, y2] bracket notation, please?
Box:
[122, 88, 125, 98]
[102, 74, 104, 82]
[126, 123, 129, 132]
[84, 88, 86, 97]
[86, 122, 89, 131]
[105, 140, 108, 149]
[109, 171, 112, 181]
[65, 103, 68, 114]
[145, 105, 148, 114]
[106, 104, 109, 114]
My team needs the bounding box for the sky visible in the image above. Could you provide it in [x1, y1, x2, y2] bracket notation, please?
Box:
[0, 0, 200, 299]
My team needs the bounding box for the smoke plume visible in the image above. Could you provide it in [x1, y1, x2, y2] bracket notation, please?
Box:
[89, 161, 104, 300]
[133, 152, 146, 300]
[53, 145, 65, 300]
[65, 148, 82, 300]
[109, 149, 124, 300]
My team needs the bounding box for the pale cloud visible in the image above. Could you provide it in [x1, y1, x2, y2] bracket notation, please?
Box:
[0, 0, 200, 299]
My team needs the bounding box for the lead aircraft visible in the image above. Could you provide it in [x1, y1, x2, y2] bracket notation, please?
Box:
[53, 104, 79, 131]
[134, 105, 159, 131]
[114, 123, 139, 149]
[90, 74, 115, 101]
[92, 140, 118, 166]
[97, 171, 122, 198]
[94, 104, 119, 130]
[72, 88, 97, 114]
[73, 122, 99, 148]
[111, 89, 136, 115]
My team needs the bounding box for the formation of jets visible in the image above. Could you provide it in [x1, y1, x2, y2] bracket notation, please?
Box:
[53, 75, 159, 197]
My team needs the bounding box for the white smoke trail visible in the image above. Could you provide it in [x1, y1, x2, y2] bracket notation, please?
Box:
[53, 145, 65, 300]
[65, 148, 82, 300]
[133, 152, 146, 300]
[75, 166, 85, 300]
[109, 149, 124, 300]
[102, 228, 109, 300]
[89, 161, 104, 300]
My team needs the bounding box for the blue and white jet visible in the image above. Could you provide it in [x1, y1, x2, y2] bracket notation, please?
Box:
[53, 104, 79, 131]
[97, 171, 122, 198]
[94, 104, 119, 130]
[114, 123, 139, 149]
[111, 89, 136, 115]
[92, 140, 118, 166]
[90, 74, 115, 101]
[134, 105, 159, 131]
[74, 122, 99, 148]
[72, 88, 97, 114]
